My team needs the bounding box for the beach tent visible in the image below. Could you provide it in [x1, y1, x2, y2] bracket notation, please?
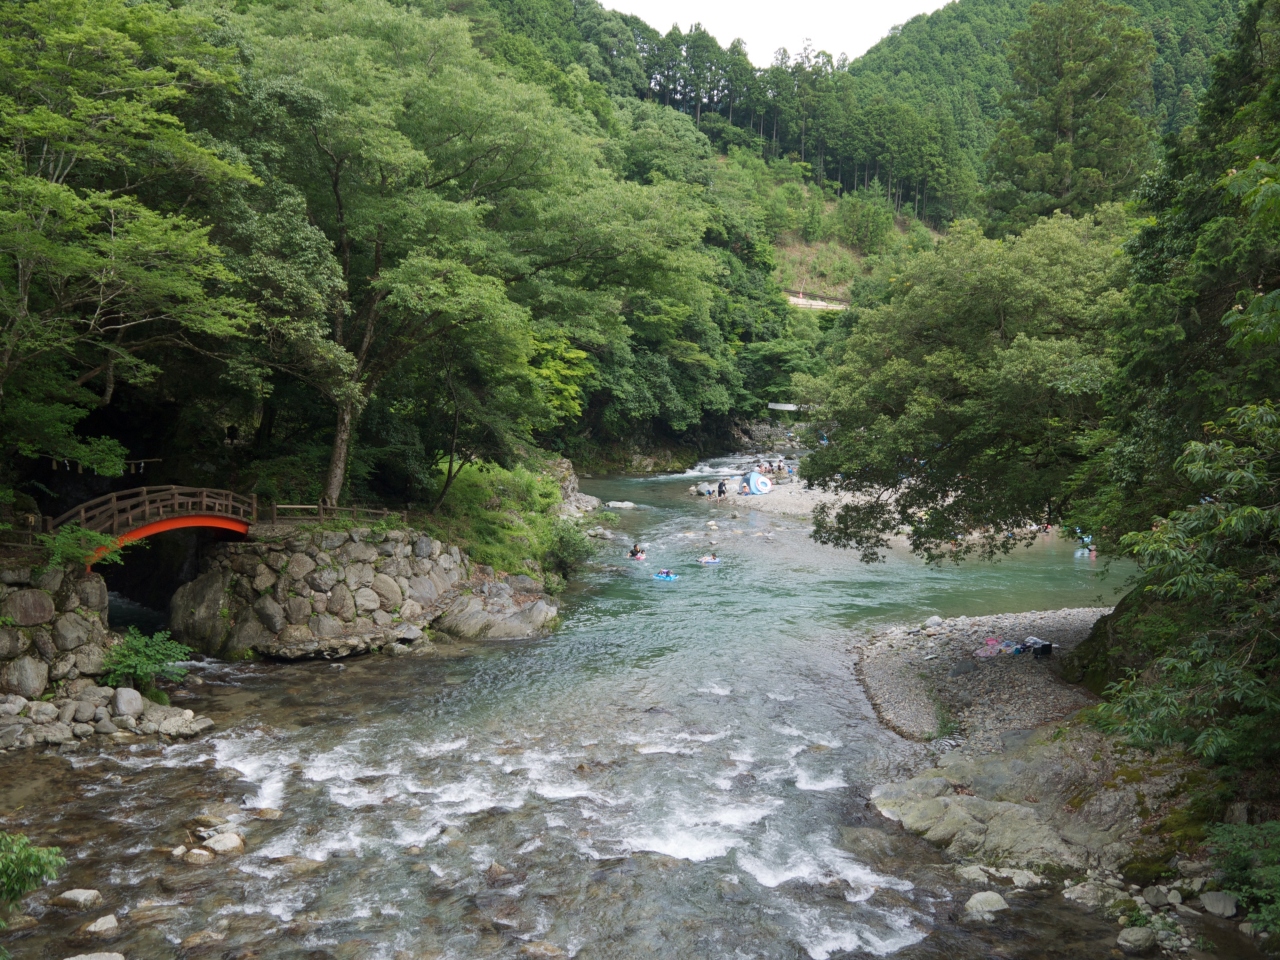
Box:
[744, 471, 772, 495]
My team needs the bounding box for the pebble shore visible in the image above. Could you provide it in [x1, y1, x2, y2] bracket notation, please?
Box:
[854, 607, 1109, 752]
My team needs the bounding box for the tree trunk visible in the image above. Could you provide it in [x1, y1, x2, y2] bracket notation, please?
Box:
[430, 380, 465, 512]
[254, 400, 276, 456]
[324, 399, 355, 505]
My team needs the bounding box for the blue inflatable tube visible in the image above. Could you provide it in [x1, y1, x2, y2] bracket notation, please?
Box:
[653, 573, 679, 581]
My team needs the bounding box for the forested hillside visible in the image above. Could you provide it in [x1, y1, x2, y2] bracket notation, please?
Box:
[1, 0, 1278, 853]
[454, 0, 1240, 218]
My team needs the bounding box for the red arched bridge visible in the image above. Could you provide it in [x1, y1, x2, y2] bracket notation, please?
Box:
[51, 487, 261, 544]
[40, 487, 403, 558]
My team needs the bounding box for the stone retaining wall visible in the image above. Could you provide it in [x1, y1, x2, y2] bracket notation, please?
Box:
[169, 524, 558, 660]
[0, 565, 115, 701]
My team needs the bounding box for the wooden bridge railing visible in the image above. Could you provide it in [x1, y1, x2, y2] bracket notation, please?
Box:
[50, 486, 258, 535]
[268, 503, 405, 524]
[39, 487, 406, 540]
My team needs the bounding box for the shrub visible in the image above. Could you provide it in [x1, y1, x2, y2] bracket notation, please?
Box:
[1209, 821, 1280, 932]
[101, 626, 191, 693]
[0, 832, 64, 939]
[544, 519, 592, 576]
[35, 523, 130, 571]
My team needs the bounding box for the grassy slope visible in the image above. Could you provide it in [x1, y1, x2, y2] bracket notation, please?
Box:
[409, 461, 563, 575]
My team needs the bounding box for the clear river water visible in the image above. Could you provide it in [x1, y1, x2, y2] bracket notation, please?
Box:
[2, 455, 1139, 960]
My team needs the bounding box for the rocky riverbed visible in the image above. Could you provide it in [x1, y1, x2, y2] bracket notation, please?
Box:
[855, 608, 1271, 958]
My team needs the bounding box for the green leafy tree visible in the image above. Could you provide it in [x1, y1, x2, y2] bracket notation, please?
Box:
[1098, 404, 1280, 758]
[802, 209, 1132, 561]
[238, 1, 564, 503]
[984, 0, 1157, 232]
[0, 0, 251, 477]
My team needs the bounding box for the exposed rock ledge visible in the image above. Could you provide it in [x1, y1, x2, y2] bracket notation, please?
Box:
[870, 725, 1176, 873]
[170, 526, 558, 660]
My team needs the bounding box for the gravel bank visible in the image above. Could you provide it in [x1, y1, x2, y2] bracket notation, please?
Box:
[708, 478, 854, 521]
[854, 607, 1109, 753]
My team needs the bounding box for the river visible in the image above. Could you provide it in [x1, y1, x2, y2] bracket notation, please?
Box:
[2, 456, 1135, 959]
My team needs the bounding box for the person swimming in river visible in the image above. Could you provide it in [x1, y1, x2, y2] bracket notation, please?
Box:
[658, 568, 672, 577]
[698, 552, 718, 563]
[629, 543, 643, 558]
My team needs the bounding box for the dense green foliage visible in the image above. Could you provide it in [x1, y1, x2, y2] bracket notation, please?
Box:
[1211, 820, 1280, 930]
[101, 626, 192, 694]
[804, 0, 1280, 760]
[984, 0, 1157, 231]
[448, 0, 1237, 221]
[803, 210, 1132, 562]
[411, 460, 565, 575]
[34, 524, 128, 571]
[0, 0, 804, 520]
[0, 832, 63, 935]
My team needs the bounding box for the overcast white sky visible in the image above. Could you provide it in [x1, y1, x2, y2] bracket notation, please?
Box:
[606, 0, 952, 66]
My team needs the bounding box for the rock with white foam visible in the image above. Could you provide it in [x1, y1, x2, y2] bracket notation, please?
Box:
[202, 832, 244, 855]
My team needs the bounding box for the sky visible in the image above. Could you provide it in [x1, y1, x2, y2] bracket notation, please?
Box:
[605, 0, 953, 66]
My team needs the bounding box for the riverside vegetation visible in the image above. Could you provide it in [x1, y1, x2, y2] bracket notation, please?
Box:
[1, 0, 1279, 950]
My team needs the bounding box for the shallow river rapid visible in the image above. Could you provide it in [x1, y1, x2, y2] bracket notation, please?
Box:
[3, 456, 1136, 960]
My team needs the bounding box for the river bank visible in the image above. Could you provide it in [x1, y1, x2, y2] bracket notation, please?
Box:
[855, 607, 1269, 958]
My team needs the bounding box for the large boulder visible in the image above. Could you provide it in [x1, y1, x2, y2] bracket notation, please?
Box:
[338, 541, 378, 565]
[964, 891, 1009, 919]
[169, 570, 232, 657]
[74, 643, 107, 676]
[253, 595, 287, 633]
[434, 595, 558, 641]
[283, 596, 311, 625]
[328, 584, 356, 621]
[305, 565, 342, 592]
[345, 562, 374, 590]
[405, 575, 439, 607]
[354, 587, 381, 614]
[370, 573, 402, 610]
[286, 553, 316, 581]
[1199, 891, 1237, 917]
[870, 775, 1083, 868]
[53, 612, 91, 651]
[0, 655, 48, 699]
[1116, 927, 1157, 955]
[0, 627, 31, 660]
[75, 576, 109, 612]
[1, 589, 55, 626]
[111, 687, 144, 718]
